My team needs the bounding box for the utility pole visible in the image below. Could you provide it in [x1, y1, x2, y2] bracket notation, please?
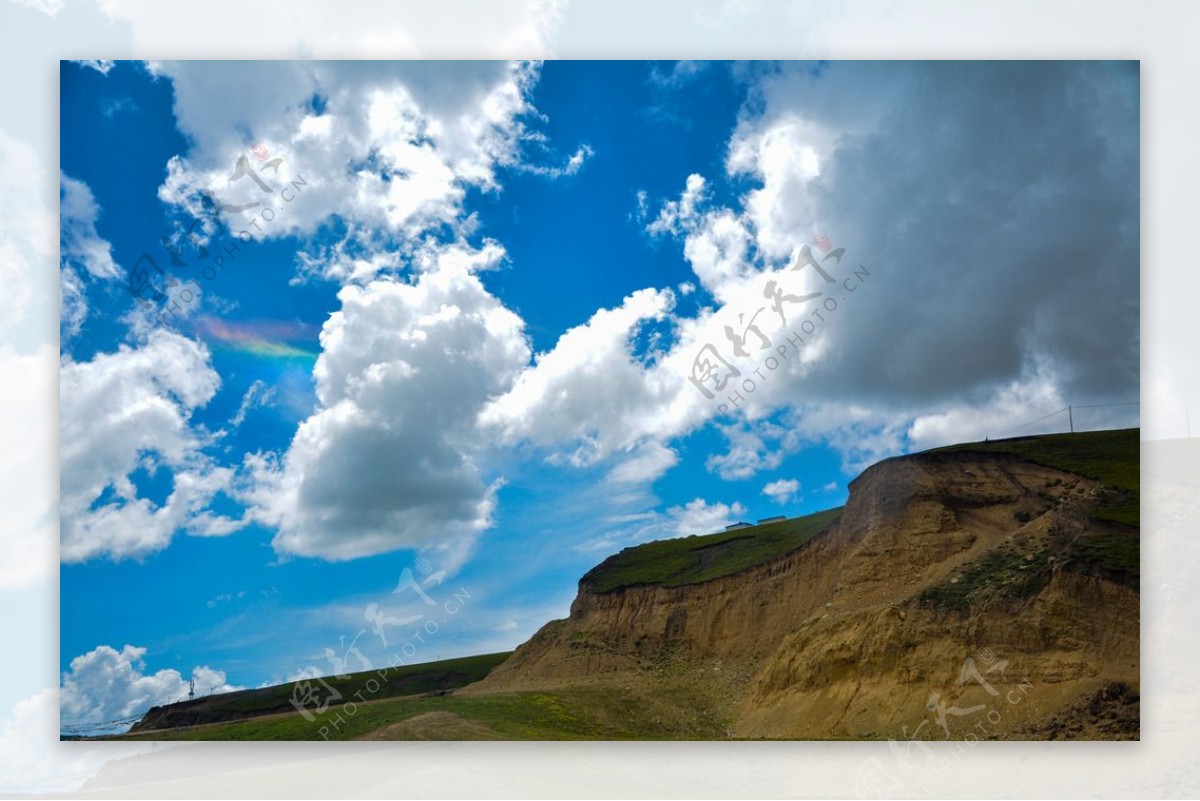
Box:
[1068, 405, 1074, 433]
[188, 678, 195, 700]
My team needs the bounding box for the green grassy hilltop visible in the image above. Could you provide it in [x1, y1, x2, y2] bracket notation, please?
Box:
[582, 507, 844, 593]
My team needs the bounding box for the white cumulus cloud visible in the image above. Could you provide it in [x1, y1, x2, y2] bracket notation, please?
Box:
[60, 330, 243, 562]
[762, 477, 799, 504]
[152, 60, 551, 275]
[480, 286, 688, 465]
[59, 174, 124, 337]
[243, 242, 529, 562]
[607, 440, 679, 485]
[59, 645, 242, 734]
[669, 497, 748, 537]
[60, 174, 120, 280]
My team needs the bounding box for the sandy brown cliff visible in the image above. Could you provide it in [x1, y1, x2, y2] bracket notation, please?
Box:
[468, 445, 1139, 740]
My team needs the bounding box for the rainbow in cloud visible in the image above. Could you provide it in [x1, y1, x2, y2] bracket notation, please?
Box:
[194, 317, 320, 361]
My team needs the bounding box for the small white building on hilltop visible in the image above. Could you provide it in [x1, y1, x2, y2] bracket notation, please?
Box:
[724, 522, 753, 531]
[757, 515, 787, 524]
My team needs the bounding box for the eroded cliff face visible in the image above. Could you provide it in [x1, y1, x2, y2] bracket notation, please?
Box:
[468, 450, 1139, 740]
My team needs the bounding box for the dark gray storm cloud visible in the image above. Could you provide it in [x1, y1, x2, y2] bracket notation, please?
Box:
[759, 60, 1138, 408]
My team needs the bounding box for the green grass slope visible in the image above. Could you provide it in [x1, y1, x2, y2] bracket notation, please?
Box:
[581, 507, 844, 594]
[127, 652, 510, 733]
[119, 680, 732, 741]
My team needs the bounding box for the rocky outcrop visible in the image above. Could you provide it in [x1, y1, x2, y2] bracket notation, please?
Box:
[468, 448, 1139, 740]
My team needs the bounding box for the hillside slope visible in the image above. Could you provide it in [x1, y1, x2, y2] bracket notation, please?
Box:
[467, 429, 1139, 740]
[114, 429, 1138, 741]
[128, 652, 510, 734]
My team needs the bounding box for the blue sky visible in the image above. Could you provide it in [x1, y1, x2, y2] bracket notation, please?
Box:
[57, 59, 1139, 726]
